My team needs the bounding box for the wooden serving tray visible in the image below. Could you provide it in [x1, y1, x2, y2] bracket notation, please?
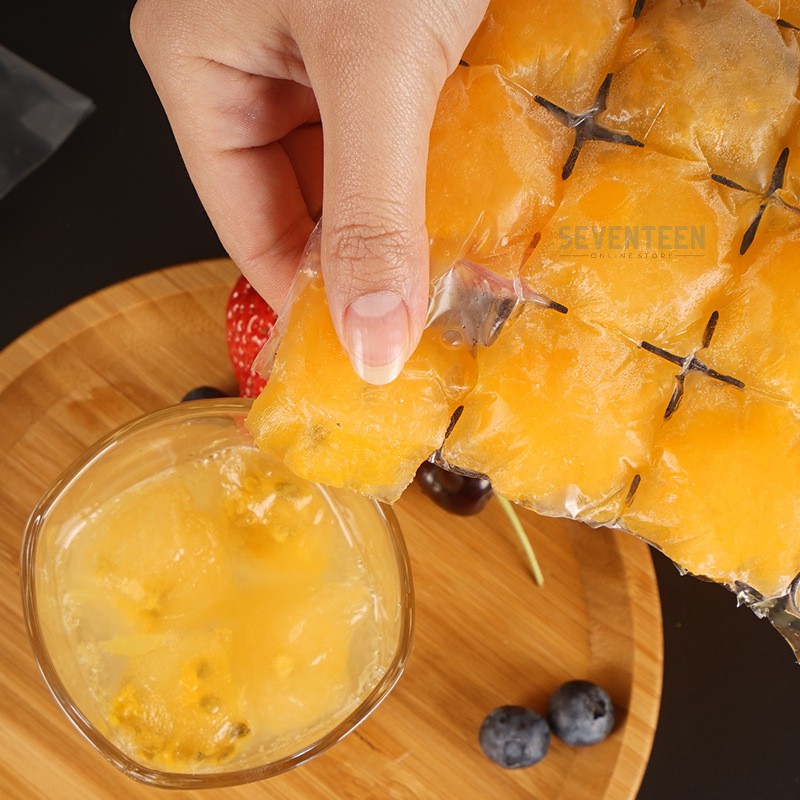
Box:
[0, 260, 662, 799]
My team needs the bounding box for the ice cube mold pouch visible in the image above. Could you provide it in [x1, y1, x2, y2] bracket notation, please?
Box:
[247, 0, 800, 655]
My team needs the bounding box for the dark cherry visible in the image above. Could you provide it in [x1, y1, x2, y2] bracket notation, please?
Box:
[180, 385, 229, 402]
[415, 460, 493, 516]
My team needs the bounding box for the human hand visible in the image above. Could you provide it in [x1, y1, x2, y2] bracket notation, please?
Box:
[131, 0, 488, 384]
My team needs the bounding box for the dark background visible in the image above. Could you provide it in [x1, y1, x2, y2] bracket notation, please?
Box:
[2, 3, 800, 798]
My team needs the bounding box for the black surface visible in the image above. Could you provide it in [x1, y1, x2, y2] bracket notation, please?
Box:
[2, 4, 800, 799]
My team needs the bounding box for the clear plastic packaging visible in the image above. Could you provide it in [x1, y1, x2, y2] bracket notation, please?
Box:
[247, 0, 800, 660]
[0, 45, 94, 200]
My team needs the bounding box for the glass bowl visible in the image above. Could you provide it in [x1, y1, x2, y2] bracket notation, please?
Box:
[20, 398, 414, 789]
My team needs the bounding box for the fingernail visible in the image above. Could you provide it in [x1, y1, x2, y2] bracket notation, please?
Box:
[344, 291, 410, 385]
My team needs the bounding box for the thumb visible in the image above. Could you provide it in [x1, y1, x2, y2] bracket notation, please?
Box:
[291, 1, 487, 384]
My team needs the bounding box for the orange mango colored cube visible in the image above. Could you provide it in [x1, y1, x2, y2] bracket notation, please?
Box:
[427, 66, 572, 280]
[247, 268, 475, 503]
[464, 0, 637, 114]
[621, 379, 800, 599]
[599, 0, 800, 192]
[442, 304, 678, 525]
[746, 0, 800, 27]
[704, 204, 800, 403]
[521, 143, 739, 349]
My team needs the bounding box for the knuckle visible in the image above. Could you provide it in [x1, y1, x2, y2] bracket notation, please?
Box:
[237, 213, 310, 275]
[327, 218, 414, 275]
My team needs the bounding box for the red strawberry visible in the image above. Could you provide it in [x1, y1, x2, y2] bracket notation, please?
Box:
[225, 275, 278, 398]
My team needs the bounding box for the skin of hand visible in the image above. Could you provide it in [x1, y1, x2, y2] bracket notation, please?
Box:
[131, 0, 489, 384]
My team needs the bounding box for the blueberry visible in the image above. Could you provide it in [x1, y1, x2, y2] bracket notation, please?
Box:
[547, 680, 615, 746]
[479, 705, 550, 769]
[180, 386, 229, 402]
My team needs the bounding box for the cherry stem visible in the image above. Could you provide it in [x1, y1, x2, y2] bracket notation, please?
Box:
[495, 494, 544, 587]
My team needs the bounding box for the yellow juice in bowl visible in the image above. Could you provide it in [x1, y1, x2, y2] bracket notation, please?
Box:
[22, 400, 413, 788]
